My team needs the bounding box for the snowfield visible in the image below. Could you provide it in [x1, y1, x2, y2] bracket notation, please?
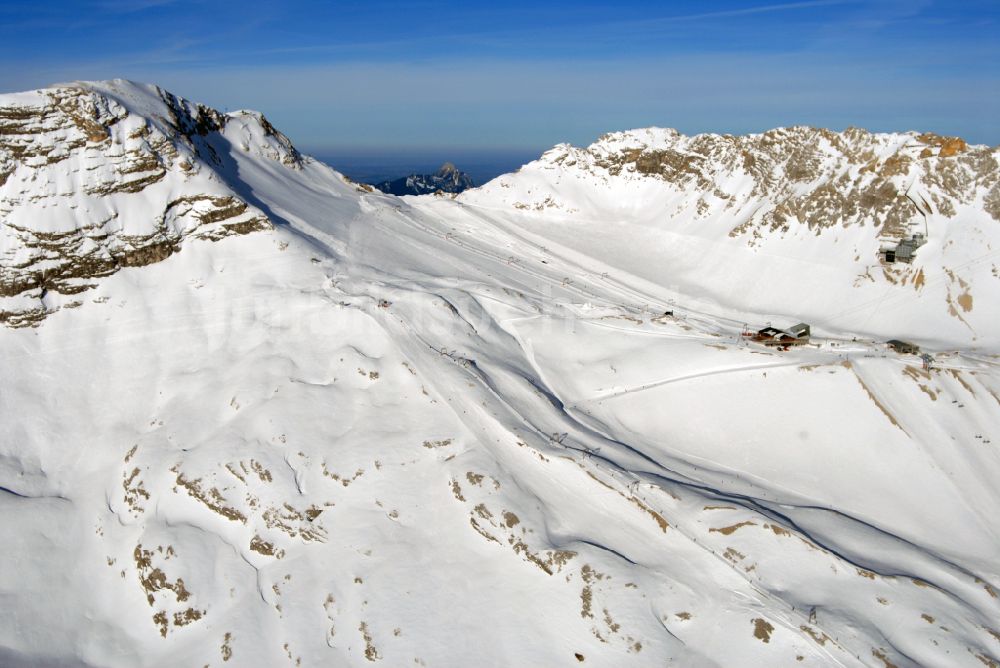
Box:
[1, 81, 999, 667]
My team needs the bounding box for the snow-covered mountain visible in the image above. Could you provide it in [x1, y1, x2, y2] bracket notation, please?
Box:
[374, 162, 475, 196]
[0, 82, 309, 326]
[460, 126, 1000, 349]
[2, 81, 999, 668]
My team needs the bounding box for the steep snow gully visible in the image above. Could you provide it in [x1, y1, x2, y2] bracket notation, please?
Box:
[2, 81, 999, 667]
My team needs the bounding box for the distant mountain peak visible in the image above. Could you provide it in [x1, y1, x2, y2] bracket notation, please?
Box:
[437, 161, 458, 175]
[374, 163, 475, 196]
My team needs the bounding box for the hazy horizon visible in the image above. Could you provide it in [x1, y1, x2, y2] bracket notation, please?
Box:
[311, 146, 543, 187]
[1, 0, 997, 150]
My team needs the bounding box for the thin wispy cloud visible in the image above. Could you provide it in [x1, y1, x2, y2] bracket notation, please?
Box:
[180, 1, 863, 61]
[637, 0, 859, 24]
[92, 0, 181, 12]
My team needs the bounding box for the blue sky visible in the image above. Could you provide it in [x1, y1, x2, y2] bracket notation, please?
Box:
[1, 0, 998, 154]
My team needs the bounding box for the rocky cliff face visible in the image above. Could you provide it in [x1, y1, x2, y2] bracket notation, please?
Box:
[468, 126, 1000, 240]
[0, 81, 302, 326]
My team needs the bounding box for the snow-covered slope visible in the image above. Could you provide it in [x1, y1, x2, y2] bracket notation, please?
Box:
[2, 83, 999, 668]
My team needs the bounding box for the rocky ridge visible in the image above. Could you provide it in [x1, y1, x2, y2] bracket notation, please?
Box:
[0, 81, 302, 325]
[471, 126, 1000, 241]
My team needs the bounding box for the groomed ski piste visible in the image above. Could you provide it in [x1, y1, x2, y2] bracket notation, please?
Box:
[1, 81, 999, 667]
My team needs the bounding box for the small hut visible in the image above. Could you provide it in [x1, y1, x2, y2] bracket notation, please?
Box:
[880, 233, 927, 264]
[751, 323, 811, 347]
